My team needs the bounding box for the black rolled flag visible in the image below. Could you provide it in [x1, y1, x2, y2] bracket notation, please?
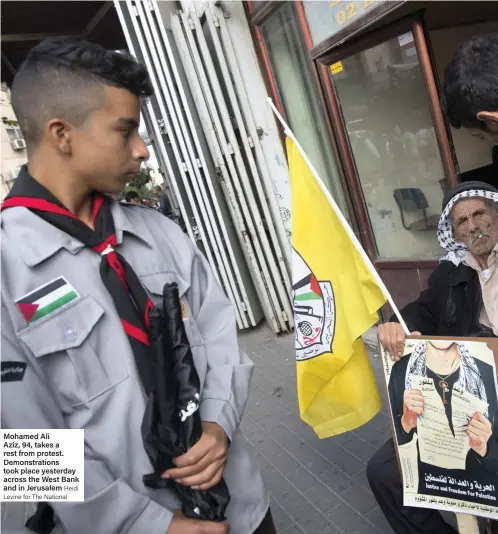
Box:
[141, 282, 230, 521]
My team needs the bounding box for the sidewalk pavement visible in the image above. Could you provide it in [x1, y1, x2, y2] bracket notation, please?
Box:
[237, 323, 392, 534]
[1, 324, 391, 534]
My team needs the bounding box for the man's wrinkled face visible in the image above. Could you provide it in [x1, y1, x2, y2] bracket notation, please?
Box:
[451, 198, 498, 258]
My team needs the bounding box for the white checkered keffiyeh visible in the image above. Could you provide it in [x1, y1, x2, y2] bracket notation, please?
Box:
[437, 189, 498, 266]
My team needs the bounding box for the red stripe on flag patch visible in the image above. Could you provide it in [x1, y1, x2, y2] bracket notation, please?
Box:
[310, 274, 323, 297]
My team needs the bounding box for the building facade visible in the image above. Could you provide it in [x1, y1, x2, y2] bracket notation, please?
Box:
[248, 0, 498, 313]
[0, 85, 27, 202]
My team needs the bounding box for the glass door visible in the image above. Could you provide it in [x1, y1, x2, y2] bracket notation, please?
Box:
[327, 29, 447, 259]
[260, 2, 349, 217]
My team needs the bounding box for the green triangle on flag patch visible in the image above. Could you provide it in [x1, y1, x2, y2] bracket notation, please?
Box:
[15, 277, 79, 323]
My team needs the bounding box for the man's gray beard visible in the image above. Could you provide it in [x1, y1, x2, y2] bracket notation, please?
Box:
[468, 231, 491, 246]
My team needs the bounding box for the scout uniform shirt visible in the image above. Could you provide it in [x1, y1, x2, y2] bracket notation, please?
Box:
[0, 199, 269, 534]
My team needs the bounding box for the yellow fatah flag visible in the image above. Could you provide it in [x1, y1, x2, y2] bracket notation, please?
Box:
[287, 137, 385, 438]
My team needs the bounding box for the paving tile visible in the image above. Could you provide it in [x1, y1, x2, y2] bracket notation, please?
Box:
[285, 466, 321, 493]
[365, 507, 394, 533]
[281, 419, 317, 443]
[271, 484, 310, 514]
[317, 466, 355, 494]
[278, 434, 317, 461]
[259, 440, 291, 464]
[351, 425, 387, 450]
[370, 413, 392, 434]
[289, 503, 331, 534]
[264, 469, 291, 494]
[325, 503, 371, 533]
[307, 437, 344, 463]
[246, 403, 270, 424]
[303, 484, 341, 513]
[326, 431, 353, 447]
[340, 436, 377, 464]
[266, 449, 301, 475]
[357, 526, 386, 534]
[270, 497, 295, 532]
[241, 420, 261, 440]
[257, 413, 283, 433]
[328, 448, 365, 477]
[279, 525, 305, 534]
[270, 425, 302, 450]
[338, 483, 378, 515]
[353, 468, 371, 491]
[263, 400, 294, 420]
[299, 451, 334, 476]
[244, 424, 271, 450]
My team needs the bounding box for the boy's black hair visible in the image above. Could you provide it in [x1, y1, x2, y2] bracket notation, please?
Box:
[442, 33, 498, 129]
[125, 190, 140, 202]
[11, 38, 153, 146]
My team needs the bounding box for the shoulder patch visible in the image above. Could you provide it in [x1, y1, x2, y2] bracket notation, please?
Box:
[1, 361, 27, 382]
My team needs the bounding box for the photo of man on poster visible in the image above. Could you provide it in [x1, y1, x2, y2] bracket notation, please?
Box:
[387, 338, 498, 509]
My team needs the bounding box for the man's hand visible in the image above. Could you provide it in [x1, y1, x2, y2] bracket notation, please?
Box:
[401, 389, 424, 433]
[163, 422, 228, 490]
[467, 412, 492, 457]
[378, 322, 421, 361]
[166, 511, 230, 534]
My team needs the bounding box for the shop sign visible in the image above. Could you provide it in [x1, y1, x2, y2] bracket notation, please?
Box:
[303, 0, 384, 46]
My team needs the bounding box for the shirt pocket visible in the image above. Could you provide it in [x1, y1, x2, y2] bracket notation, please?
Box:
[17, 295, 129, 410]
[139, 271, 207, 389]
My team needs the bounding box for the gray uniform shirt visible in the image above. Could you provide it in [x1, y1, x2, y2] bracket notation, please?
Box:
[1, 201, 268, 534]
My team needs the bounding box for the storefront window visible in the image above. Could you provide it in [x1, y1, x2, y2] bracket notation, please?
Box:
[261, 2, 349, 217]
[303, 0, 381, 46]
[331, 31, 446, 259]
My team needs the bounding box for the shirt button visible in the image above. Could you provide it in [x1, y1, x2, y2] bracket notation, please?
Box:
[64, 326, 77, 341]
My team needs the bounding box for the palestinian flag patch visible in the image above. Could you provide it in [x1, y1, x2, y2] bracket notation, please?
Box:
[15, 277, 79, 323]
[293, 273, 323, 302]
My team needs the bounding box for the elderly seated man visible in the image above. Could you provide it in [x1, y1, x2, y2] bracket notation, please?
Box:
[367, 181, 498, 534]
[367, 33, 498, 534]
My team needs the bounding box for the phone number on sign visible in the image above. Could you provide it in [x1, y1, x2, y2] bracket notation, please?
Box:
[328, 0, 376, 27]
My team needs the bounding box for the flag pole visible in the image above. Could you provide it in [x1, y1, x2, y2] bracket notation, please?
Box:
[267, 97, 410, 336]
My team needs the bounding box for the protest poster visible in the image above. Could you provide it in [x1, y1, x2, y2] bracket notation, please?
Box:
[381, 336, 498, 520]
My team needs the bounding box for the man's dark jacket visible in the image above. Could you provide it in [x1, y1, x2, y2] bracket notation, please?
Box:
[397, 260, 494, 338]
[392, 259, 498, 475]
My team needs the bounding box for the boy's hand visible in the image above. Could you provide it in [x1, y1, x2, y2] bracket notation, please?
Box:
[163, 422, 228, 490]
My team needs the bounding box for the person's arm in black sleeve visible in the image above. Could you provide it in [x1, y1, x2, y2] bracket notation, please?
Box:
[390, 267, 442, 335]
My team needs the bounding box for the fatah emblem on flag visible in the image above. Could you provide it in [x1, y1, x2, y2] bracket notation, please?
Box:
[292, 249, 335, 361]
